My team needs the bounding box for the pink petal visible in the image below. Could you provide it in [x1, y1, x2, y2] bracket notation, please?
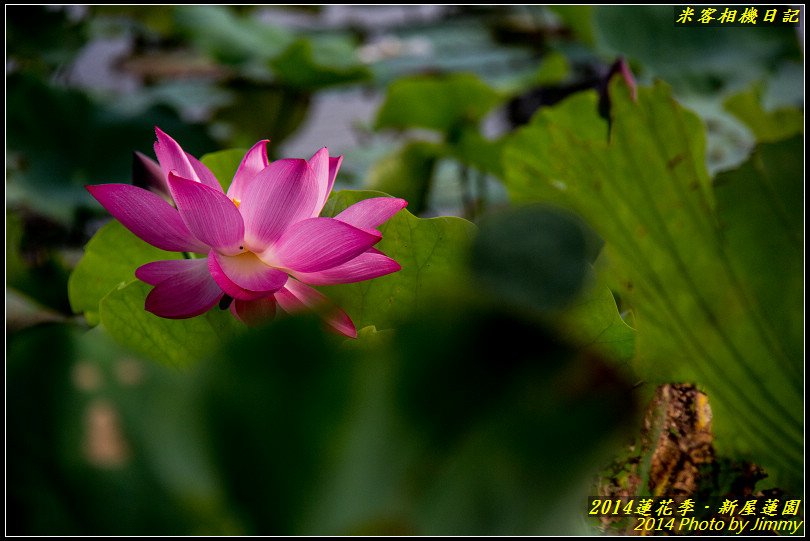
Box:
[210, 250, 288, 293]
[616, 57, 637, 102]
[227, 139, 269, 203]
[308, 148, 337, 216]
[87, 184, 208, 253]
[276, 280, 356, 338]
[335, 197, 408, 232]
[207, 252, 268, 301]
[185, 151, 223, 191]
[168, 172, 245, 256]
[136, 259, 198, 286]
[153, 127, 199, 185]
[132, 151, 172, 202]
[265, 217, 381, 273]
[293, 249, 401, 286]
[230, 297, 277, 326]
[239, 158, 320, 251]
[327, 156, 342, 197]
[144, 258, 223, 319]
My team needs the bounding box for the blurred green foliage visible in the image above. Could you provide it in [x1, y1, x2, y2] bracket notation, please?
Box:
[9, 293, 637, 535]
[11, 200, 640, 534]
[471, 204, 597, 313]
[367, 141, 442, 213]
[373, 73, 506, 216]
[592, 6, 801, 95]
[376, 73, 503, 133]
[6, 72, 215, 224]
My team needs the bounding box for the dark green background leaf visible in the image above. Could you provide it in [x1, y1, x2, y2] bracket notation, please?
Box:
[593, 6, 801, 94]
[6, 73, 214, 224]
[470, 204, 597, 313]
[375, 73, 503, 133]
[174, 5, 292, 65]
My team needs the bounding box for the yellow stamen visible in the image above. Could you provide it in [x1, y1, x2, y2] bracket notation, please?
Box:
[231, 197, 241, 208]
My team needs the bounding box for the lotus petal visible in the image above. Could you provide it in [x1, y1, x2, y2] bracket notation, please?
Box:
[210, 250, 288, 293]
[265, 217, 380, 273]
[168, 173, 245, 256]
[144, 258, 223, 318]
[228, 139, 269, 203]
[87, 183, 208, 253]
[230, 297, 278, 326]
[293, 249, 401, 286]
[239, 158, 320, 251]
[335, 197, 408, 233]
[276, 279, 356, 338]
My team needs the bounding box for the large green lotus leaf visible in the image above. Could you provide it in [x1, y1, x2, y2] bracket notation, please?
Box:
[99, 281, 242, 368]
[68, 221, 181, 326]
[713, 136, 803, 378]
[502, 81, 803, 488]
[321, 190, 476, 331]
[375, 73, 503, 133]
[560, 278, 635, 365]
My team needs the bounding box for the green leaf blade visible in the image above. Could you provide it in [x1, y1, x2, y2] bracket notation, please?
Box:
[99, 281, 242, 368]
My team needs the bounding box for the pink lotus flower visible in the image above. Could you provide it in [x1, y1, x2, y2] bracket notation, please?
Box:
[87, 128, 407, 338]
